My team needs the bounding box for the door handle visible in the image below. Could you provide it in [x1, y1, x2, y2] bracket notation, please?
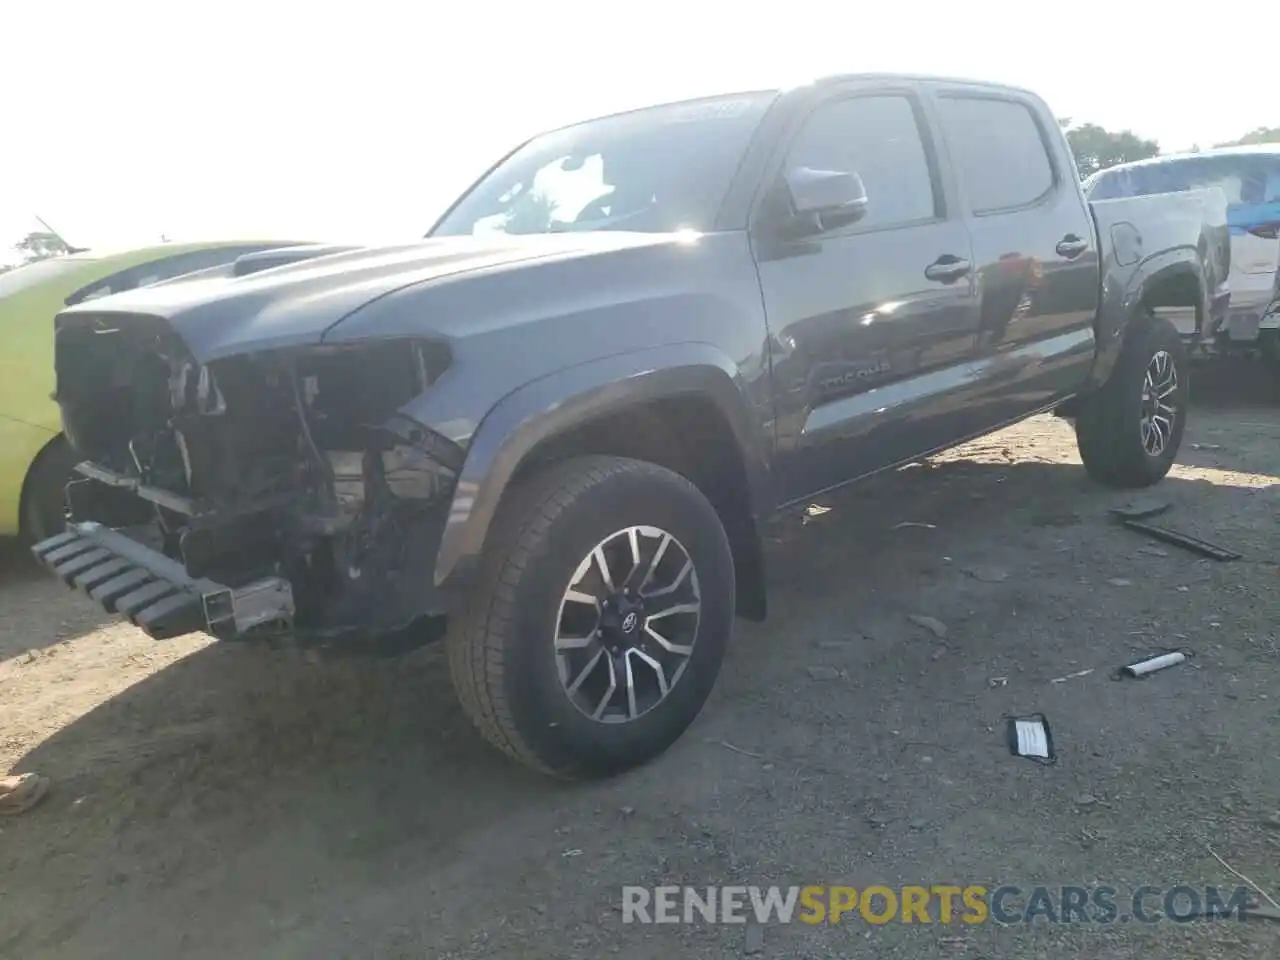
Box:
[1055, 234, 1089, 259]
[924, 255, 972, 283]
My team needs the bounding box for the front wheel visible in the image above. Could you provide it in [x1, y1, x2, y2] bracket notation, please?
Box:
[447, 455, 735, 777]
[1075, 314, 1188, 488]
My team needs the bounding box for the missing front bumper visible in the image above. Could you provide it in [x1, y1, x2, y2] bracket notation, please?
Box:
[31, 522, 294, 640]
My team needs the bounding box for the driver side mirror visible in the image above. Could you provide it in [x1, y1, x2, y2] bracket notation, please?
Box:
[779, 167, 869, 237]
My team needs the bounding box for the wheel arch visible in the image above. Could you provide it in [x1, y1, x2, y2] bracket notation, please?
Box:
[432, 344, 775, 621]
[1084, 255, 1204, 394]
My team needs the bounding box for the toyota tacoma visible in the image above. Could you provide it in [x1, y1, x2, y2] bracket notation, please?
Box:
[32, 74, 1229, 777]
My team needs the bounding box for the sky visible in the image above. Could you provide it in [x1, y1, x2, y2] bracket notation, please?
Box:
[2, 0, 1275, 260]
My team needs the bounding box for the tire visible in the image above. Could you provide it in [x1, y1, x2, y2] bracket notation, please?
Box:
[447, 455, 736, 778]
[20, 437, 77, 544]
[1075, 313, 1188, 488]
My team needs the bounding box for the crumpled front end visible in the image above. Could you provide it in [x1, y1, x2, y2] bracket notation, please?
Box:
[32, 309, 461, 643]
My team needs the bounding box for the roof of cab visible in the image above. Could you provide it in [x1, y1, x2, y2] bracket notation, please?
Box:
[570, 72, 1040, 131]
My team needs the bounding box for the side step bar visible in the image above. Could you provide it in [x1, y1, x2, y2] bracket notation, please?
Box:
[31, 522, 294, 640]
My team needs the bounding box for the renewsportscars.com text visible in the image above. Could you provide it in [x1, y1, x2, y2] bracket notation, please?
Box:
[621, 884, 1253, 925]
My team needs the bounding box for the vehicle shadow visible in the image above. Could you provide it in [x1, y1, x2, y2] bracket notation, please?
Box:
[0, 540, 115, 658]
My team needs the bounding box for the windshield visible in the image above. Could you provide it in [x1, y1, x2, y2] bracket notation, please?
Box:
[430, 92, 777, 238]
[0, 256, 91, 300]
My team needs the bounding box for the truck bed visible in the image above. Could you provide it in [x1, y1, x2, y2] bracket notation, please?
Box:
[1089, 187, 1231, 343]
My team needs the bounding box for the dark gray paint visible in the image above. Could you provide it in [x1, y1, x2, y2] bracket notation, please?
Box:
[56, 73, 1228, 611]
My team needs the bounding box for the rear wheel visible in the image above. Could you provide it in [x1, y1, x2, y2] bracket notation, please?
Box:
[1075, 314, 1187, 488]
[447, 455, 735, 777]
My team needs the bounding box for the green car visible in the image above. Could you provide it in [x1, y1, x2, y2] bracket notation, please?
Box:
[0, 240, 315, 541]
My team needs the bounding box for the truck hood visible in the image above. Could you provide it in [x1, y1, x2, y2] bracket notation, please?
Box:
[58, 232, 674, 362]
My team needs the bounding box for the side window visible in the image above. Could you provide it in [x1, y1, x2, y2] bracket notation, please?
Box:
[936, 96, 1055, 213]
[1084, 170, 1123, 200]
[783, 95, 938, 230]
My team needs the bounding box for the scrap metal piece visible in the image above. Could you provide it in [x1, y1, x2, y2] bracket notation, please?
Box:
[202, 578, 295, 637]
[1121, 519, 1242, 561]
[1108, 499, 1172, 521]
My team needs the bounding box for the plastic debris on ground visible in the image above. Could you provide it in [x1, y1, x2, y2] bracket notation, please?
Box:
[1006, 714, 1056, 764]
[1119, 651, 1188, 679]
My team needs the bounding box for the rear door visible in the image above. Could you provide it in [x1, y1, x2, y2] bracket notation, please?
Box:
[753, 80, 981, 503]
[927, 84, 1100, 420]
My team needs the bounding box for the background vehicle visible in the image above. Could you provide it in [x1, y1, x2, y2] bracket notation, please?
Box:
[32, 75, 1224, 777]
[1084, 145, 1280, 356]
[0, 240, 325, 542]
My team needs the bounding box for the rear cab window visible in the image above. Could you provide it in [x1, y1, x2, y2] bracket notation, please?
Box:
[934, 95, 1056, 213]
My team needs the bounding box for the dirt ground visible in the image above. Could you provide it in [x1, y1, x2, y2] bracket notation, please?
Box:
[2, 362, 1279, 959]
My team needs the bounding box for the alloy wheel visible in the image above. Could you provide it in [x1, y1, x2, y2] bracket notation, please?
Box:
[1140, 350, 1178, 457]
[554, 525, 702, 723]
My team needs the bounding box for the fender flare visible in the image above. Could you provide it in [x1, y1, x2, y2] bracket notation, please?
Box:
[432, 341, 772, 595]
[1087, 254, 1205, 391]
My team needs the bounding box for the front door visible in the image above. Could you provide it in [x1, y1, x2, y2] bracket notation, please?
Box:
[755, 85, 980, 504]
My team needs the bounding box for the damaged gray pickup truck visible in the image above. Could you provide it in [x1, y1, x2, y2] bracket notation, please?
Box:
[33, 74, 1229, 777]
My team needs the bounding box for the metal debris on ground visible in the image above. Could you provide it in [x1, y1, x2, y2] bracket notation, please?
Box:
[803, 504, 834, 527]
[1107, 578, 1132, 587]
[908, 614, 948, 639]
[1050, 668, 1094, 684]
[0, 773, 50, 816]
[1118, 518, 1242, 561]
[1006, 714, 1056, 764]
[1119, 651, 1188, 679]
[891, 521, 937, 530]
